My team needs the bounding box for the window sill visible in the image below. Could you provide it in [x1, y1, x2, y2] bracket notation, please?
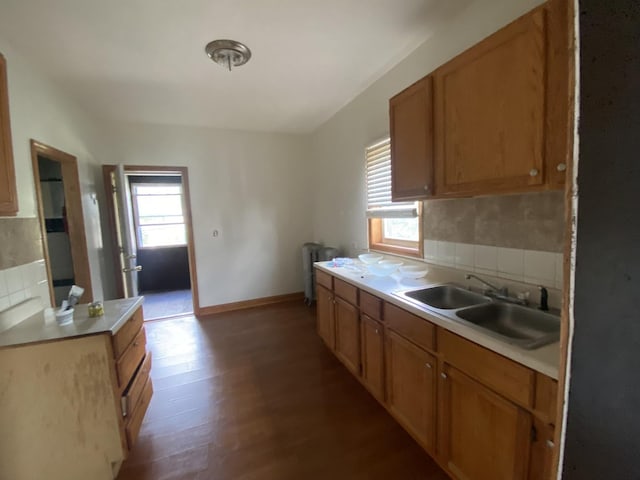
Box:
[369, 242, 423, 259]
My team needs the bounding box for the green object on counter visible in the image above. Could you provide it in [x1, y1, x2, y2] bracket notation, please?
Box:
[88, 301, 104, 318]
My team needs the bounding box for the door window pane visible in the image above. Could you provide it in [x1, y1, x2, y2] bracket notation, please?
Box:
[138, 224, 187, 248]
[132, 183, 187, 248]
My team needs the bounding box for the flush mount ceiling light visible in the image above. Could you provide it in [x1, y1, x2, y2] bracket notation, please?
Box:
[205, 39, 251, 71]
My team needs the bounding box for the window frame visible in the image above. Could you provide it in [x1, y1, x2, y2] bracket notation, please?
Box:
[368, 204, 423, 258]
[365, 137, 423, 258]
[130, 182, 187, 249]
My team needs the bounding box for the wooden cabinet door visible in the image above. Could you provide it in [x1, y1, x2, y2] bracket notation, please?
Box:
[386, 329, 436, 453]
[439, 363, 532, 480]
[334, 297, 360, 375]
[316, 285, 335, 350]
[0, 54, 17, 216]
[528, 417, 555, 480]
[434, 8, 547, 196]
[389, 76, 434, 200]
[360, 315, 385, 401]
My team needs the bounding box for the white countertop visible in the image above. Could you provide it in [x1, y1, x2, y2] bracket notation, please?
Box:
[0, 296, 144, 349]
[315, 261, 560, 379]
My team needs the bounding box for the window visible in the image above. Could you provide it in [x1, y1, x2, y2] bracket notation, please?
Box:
[131, 183, 187, 248]
[366, 138, 423, 257]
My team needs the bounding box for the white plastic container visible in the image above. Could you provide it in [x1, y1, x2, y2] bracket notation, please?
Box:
[55, 307, 74, 326]
[358, 253, 383, 264]
[399, 265, 428, 279]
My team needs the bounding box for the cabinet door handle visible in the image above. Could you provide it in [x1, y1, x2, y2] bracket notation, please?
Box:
[557, 163, 567, 172]
[546, 440, 555, 449]
[529, 168, 539, 177]
[374, 329, 380, 335]
[425, 362, 432, 369]
[423, 185, 429, 192]
[440, 372, 447, 379]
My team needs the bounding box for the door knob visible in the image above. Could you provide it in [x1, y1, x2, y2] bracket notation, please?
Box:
[557, 163, 567, 172]
[423, 185, 429, 192]
[440, 372, 447, 379]
[529, 168, 539, 177]
[425, 363, 432, 369]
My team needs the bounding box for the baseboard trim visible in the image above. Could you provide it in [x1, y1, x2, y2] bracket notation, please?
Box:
[195, 292, 304, 317]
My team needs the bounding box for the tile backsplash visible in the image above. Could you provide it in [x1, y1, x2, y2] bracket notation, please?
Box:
[0, 260, 50, 312]
[424, 240, 563, 289]
[423, 191, 564, 253]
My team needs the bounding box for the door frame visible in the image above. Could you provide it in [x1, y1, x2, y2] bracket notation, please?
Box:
[102, 165, 200, 315]
[30, 140, 93, 306]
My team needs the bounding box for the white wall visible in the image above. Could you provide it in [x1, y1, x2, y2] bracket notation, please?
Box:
[0, 38, 115, 301]
[310, 0, 545, 255]
[105, 122, 313, 308]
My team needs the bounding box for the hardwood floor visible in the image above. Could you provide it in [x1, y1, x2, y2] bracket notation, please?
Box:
[142, 289, 194, 320]
[117, 301, 448, 480]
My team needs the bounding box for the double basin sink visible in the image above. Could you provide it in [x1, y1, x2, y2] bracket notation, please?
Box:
[395, 284, 560, 350]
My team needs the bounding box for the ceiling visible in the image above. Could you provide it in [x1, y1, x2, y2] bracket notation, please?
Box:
[0, 0, 470, 133]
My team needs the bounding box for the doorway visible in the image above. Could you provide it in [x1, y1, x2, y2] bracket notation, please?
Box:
[102, 165, 199, 320]
[30, 140, 93, 307]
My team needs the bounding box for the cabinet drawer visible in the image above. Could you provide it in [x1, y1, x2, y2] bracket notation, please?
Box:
[125, 376, 153, 450]
[316, 269, 333, 290]
[116, 327, 146, 390]
[360, 290, 382, 321]
[384, 302, 435, 351]
[112, 307, 143, 359]
[122, 351, 152, 417]
[334, 278, 358, 306]
[439, 329, 535, 407]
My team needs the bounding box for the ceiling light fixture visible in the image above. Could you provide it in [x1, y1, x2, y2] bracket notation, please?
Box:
[205, 39, 251, 71]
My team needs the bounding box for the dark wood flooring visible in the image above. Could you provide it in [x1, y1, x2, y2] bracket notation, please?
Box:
[117, 301, 448, 480]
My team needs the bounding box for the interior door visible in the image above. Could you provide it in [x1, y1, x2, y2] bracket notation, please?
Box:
[114, 165, 140, 297]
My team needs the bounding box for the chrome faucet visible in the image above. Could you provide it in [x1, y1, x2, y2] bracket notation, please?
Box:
[465, 274, 508, 296]
[465, 273, 530, 306]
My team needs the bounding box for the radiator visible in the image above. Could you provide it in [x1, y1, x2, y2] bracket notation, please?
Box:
[302, 243, 340, 305]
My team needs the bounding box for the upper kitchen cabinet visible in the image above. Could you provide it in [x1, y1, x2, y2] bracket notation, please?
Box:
[389, 76, 434, 200]
[433, 0, 570, 196]
[0, 54, 18, 216]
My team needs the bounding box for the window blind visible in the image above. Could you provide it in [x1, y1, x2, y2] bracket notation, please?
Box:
[365, 138, 417, 218]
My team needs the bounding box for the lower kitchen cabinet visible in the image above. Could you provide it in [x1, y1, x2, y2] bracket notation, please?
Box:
[386, 329, 437, 454]
[334, 296, 360, 375]
[528, 417, 556, 480]
[0, 301, 152, 479]
[439, 363, 532, 480]
[360, 314, 385, 401]
[314, 268, 561, 480]
[316, 284, 335, 349]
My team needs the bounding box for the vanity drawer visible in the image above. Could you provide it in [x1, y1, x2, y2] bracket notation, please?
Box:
[384, 302, 435, 351]
[360, 290, 382, 321]
[334, 278, 358, 305]
[122, 351, 152, 417]
[112, 307, 143, 359]
[316, 269, 333, 290]
[116, 327, 146, 390]
[125, 376, 153, 450]
[439, 329, 535, 407]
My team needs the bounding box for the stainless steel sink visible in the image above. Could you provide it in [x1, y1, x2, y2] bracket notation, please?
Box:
[401, 284, 491, 310]
[456, 303, 560, 349]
